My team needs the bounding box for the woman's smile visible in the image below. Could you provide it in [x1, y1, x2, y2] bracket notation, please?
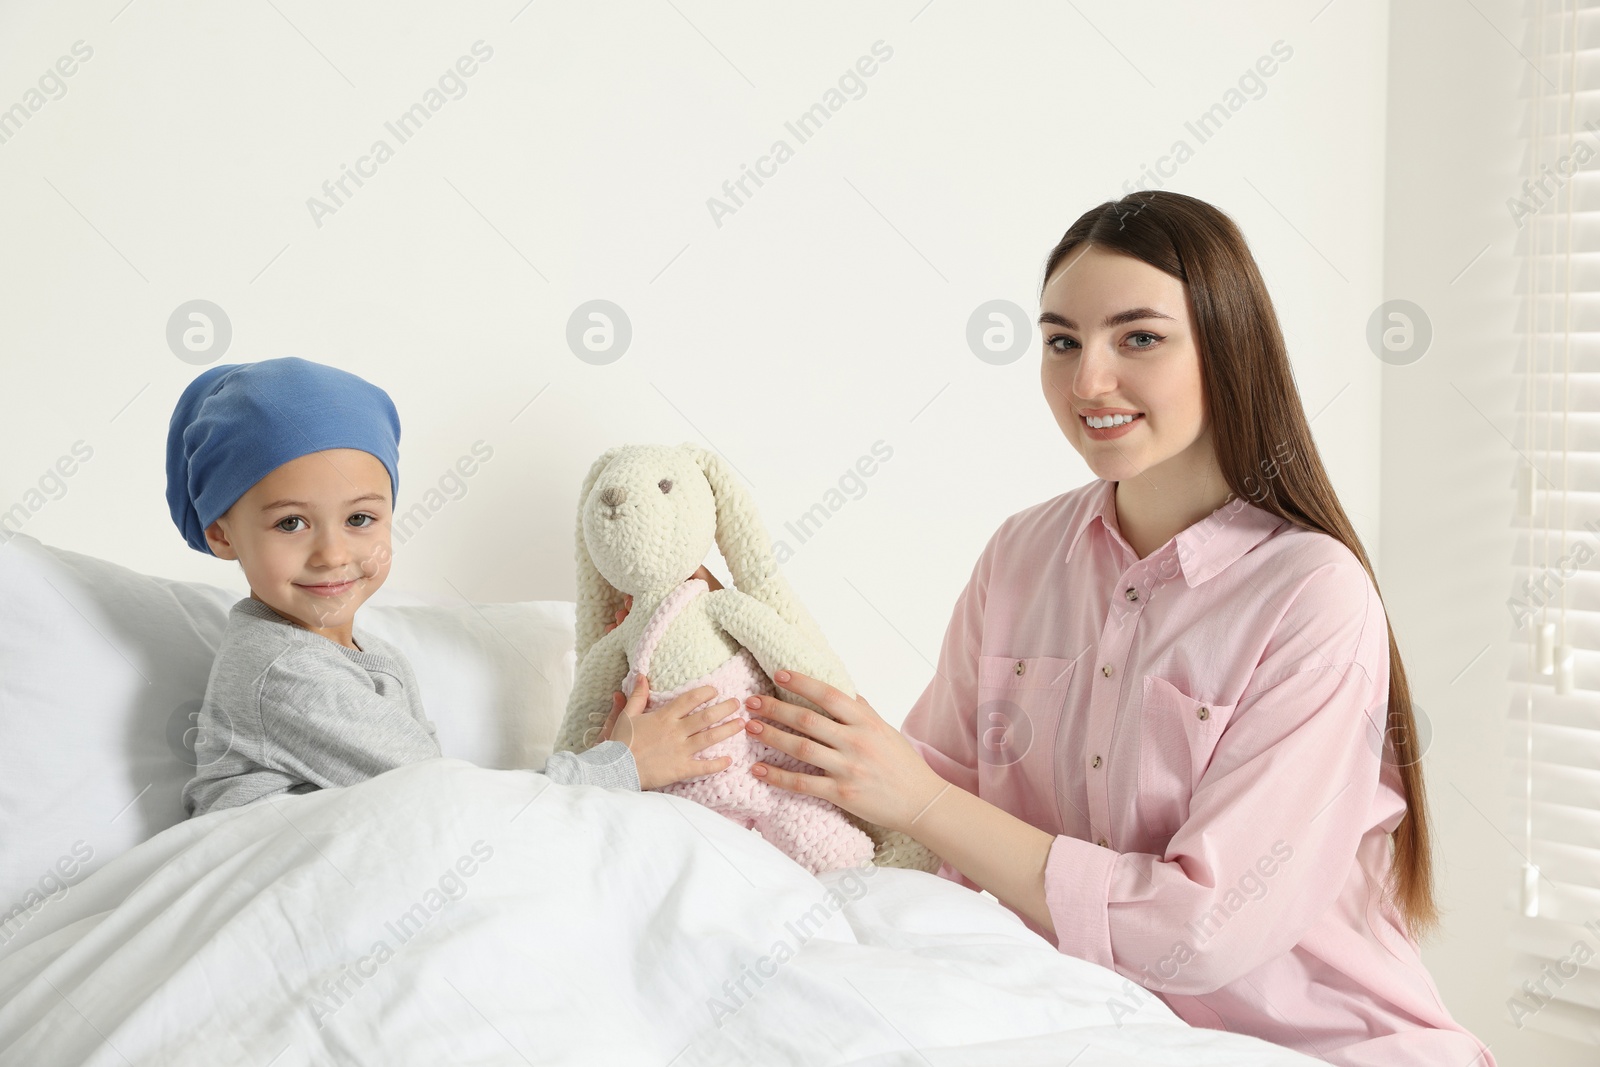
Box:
[1080, 410, 1145, 440]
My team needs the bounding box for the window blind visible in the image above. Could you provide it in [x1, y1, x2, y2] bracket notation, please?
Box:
[1507, 0, 1600, 1044]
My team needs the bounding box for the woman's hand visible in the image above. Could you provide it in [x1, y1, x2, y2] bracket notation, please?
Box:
[603, 565, 722, 634]
[740, 669, 948, 834]
[599, 675, 747, 791]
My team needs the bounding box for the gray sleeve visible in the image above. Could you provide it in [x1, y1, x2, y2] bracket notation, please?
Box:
[184, 669, 297, 819]
[540, 739, 640, 791]
[256, 649, 443, 790]
[183, 696, 293, 819]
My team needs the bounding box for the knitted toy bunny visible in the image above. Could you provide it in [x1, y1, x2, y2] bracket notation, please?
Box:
[551, 443, 942, 877]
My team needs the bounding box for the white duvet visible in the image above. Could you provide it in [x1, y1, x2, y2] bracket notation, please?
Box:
[0, 758, 1320, 1066]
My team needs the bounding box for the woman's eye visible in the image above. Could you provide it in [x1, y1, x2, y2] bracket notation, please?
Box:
[1046, 333, 1162, 352]
[658, 479, 673, 494]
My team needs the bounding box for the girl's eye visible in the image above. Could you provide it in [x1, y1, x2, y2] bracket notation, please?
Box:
[658, 479, 673, 494]
[275, 514, 377, 533]
[1128, 331, 1162, 349]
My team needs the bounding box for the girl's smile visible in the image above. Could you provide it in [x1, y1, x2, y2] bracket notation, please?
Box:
[297, 578, 360, 597]
[205, 448, 393, 648]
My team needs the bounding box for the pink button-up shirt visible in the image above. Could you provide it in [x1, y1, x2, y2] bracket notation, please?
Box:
[900, 478, 1494, 1067]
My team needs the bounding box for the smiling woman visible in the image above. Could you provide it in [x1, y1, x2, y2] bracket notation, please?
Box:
[736, 191, 1496, 1067]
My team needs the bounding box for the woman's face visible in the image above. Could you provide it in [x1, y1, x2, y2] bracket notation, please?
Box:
[1039, 243, 1212, 484]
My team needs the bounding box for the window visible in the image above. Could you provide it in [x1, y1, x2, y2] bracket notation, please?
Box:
[1508, 0, 1600, 1042]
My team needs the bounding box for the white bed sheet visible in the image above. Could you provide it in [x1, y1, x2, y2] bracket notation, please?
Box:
[0, 758, 1321, 1066]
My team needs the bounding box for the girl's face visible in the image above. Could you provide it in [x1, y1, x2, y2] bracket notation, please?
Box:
[1038, 243, 1213, 485]
[204, 448, 393, 646]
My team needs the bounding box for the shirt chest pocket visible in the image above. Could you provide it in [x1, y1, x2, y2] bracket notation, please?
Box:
[1137, 674, 1238, 835]
[974, 655, 1076, 773]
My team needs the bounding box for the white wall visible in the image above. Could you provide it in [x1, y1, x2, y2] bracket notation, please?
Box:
[1382, 0, 1591, 1063]
[5, 0, 1518, 1050]
[0, 0, 1387, 734]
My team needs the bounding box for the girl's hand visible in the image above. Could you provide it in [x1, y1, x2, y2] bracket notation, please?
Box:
[602, 565, 723, 634]
[600, 675, 747, 790]
[603, 594, 634, 635]
[742, 670, 948, 834]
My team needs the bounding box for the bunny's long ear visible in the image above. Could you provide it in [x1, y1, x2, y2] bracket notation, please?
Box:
[691, 446, 842, 673]
[574, 447, 626, 662]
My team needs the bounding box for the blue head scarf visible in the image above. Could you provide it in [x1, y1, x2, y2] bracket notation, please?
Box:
[165, 357, 401, 555]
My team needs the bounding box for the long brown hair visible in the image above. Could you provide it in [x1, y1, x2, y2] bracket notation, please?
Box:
[1039, 190, 1437, 940]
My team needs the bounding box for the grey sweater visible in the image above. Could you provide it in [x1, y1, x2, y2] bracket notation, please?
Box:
[181, 596, 639, 818]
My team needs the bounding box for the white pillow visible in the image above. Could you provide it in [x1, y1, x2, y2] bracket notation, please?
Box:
[0, 532, 576, 925]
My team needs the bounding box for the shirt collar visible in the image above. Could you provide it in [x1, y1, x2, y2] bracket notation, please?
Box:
[1067, 478, 1287, 588]
[233, 595, 380, 660]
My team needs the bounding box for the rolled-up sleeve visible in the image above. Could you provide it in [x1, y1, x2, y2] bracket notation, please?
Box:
[1044, 565, 1390, 994]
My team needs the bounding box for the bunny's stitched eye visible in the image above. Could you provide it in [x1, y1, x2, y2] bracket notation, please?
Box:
[658, 478, 673, 494]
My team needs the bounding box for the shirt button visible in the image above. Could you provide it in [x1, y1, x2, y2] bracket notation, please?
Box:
[1091, 755, 1102, 768]
[1014, 660, 1026, 676]
[1124, 587, 1138, 601]
[1101, 664, 1114, 677]
[1197, 707, 1210, 720]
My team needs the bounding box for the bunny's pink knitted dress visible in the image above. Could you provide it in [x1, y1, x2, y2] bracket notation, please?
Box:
[621, 579, 875, 876]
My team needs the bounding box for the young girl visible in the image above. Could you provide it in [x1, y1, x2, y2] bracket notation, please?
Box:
[166, 356, 743, 817]
[730, 192, 1495, 1066]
